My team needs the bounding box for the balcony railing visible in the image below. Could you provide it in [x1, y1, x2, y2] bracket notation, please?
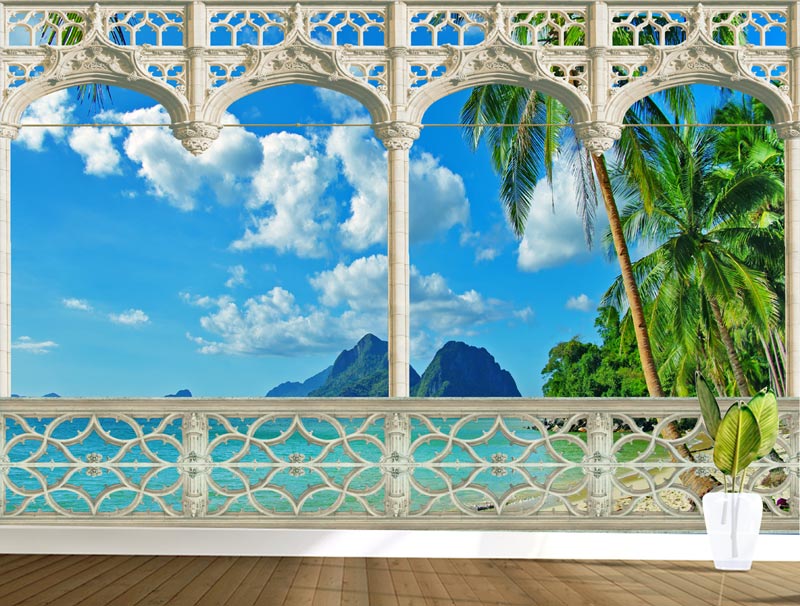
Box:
[0, 397, 797, 530]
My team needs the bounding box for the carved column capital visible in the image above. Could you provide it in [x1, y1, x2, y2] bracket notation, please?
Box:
[0, 124, 20, 140]
[374, 121, 421, 151]
[171, 121, 221, 155]
[574, 121, 622, 156]
[775, 121, 800, 140]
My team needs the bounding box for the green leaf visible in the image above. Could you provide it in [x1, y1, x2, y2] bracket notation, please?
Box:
[695, 371, 721, 439]
[713, 402, 761, 480]
[746, 388, 779, 459]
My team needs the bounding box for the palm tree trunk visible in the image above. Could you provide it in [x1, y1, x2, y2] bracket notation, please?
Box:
[591, 153, 718, 498]
[591, 154, 664, 397]
[708, 296, 751, 397]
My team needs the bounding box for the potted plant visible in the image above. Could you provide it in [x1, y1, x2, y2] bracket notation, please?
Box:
[695, 372, 779, 571]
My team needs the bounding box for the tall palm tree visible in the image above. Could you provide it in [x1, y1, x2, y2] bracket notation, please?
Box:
[458, 74, 725, 497]
[603, 125, 783, 397]
[460, 87, 681, 399]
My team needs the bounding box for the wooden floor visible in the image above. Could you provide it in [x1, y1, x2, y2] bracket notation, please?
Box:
[0, 555, 796, 605]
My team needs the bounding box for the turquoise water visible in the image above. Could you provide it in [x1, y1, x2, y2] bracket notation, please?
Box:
[2, 415, 593, 517]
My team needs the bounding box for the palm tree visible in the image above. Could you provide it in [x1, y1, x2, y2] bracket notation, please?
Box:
[458, 74, 724, 497]
[460, 86, 681, 399]
[603, 124, 783, 397]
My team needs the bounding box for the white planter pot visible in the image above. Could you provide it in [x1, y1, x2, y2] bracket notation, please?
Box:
[702, 492, 763, 571]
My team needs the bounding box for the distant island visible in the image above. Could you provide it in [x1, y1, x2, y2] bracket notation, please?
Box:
[266, 334, 520, 397]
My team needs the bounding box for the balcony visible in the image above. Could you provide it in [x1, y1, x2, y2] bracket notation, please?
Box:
[0, 397, 796, 532]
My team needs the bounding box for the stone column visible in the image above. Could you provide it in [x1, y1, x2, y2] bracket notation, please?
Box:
[170, 1, 220, 155]
[0, 125, 18, 398]
[375, 122, 420, 398]
[180, 412, 210, 518]
[778, 124, 800, 397]
[381, 412, 412, 517]
[583, 412, 614, 517]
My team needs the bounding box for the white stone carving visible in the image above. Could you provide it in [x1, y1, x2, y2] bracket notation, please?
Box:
[574, 121, 623, 155]
[374, 121, 421, 151]
[171, 121, 221, 155]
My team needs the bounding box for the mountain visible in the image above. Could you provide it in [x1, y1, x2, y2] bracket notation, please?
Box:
[165, 389, 192, 398]
[42, 393, 60, 398]
[266, 366, 332, 397]
[414, 341, 521, 397]
[308, 334, 420, 397]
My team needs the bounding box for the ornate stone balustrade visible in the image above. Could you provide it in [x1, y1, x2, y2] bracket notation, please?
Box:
[0, 397, 796, 530]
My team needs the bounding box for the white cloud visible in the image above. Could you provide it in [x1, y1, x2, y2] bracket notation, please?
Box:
[409, 152, 470, 241]
[231, 132, 335, 257]
[565, 294, 593, 312]
[17, 90, 73, 151]
[187, 255, 528, 358]
[109, 308, 150, 325]
[475, 247, 499, 262]
[315, 89, 365, 121]
[98, 106, 262, 211]
[186, 289, 371, 356]
[68, 127, 122, 176]
[516, 164, 602, 271]
[62, 298, 93, 312]
[12, 336, 57, 354]
[514, 307, 534, 322]
[329, 124, 471, 250]
[225, 265, 247, 288]
[327, 124, 387, 250]
[310, 254, 386, 311]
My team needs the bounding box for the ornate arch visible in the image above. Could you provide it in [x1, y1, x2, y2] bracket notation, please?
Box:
[605, 11, 793, 125]
[203, 39, 391, 126]
[405, 29, 591, 124]
[0, 5, 189, 127]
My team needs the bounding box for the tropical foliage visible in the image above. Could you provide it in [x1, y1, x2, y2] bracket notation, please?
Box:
[603, 97, 784, 397]
[541, 307, 647, 397]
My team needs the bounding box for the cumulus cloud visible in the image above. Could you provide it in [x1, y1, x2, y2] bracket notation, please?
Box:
[231, 132, 336, 257]
[62, 298, 93, 312]
[187, 255, 527, 358]
[109, 308, 150, 325]
[12, 336, 57, 354]
[328, 124, 471, 250]
[225, 265, 247, 288]
[565, 294, 593, 312]
[516, 163, 604, 271]
[68, 127, 122, 176]
[409, 152, 470, 242]
[185, 289, 371, 356]
[17, 90, 73, 150]
[315, 89, 366, 121]
[98, 106, 262, 211]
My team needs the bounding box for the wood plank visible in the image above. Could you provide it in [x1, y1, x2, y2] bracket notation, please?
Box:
[312, 557, 344, 606]
[166, 556, 239, 606]
[19, 554, 140, 606]
[196, 557, 259, 606]
[254, 557, 301, 605]
[465, 559, 532, 605]
[629, 561, 751, 606]
[528, 559, 647, 606]
[341, 558, 369, 606]
[35, 556, 155, 606]
[407, 559, 454, 606]
[0, 555, 103, 605]
[130, 557, 216, 606]
[579, 561, 691, 606]
[386, 558, 426, 606]
[102, 556, 198, 606]
[223, 557, 280, 606]
[0, 554, 74, 593]
[282, 556, 323, 606]
[365, 558, 398, 606]
[427, 558, 481, 605]
[497, 560, 576, 606]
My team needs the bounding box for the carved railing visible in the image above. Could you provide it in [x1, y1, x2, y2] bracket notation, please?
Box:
[1, 2, 798, 154]
[0, 398, 796, 530]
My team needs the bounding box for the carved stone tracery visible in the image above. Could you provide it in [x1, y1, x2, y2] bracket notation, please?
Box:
[374, 121, 421, 151]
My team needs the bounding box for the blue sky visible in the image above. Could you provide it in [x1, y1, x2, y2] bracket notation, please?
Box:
[9, 83, 727, 397]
